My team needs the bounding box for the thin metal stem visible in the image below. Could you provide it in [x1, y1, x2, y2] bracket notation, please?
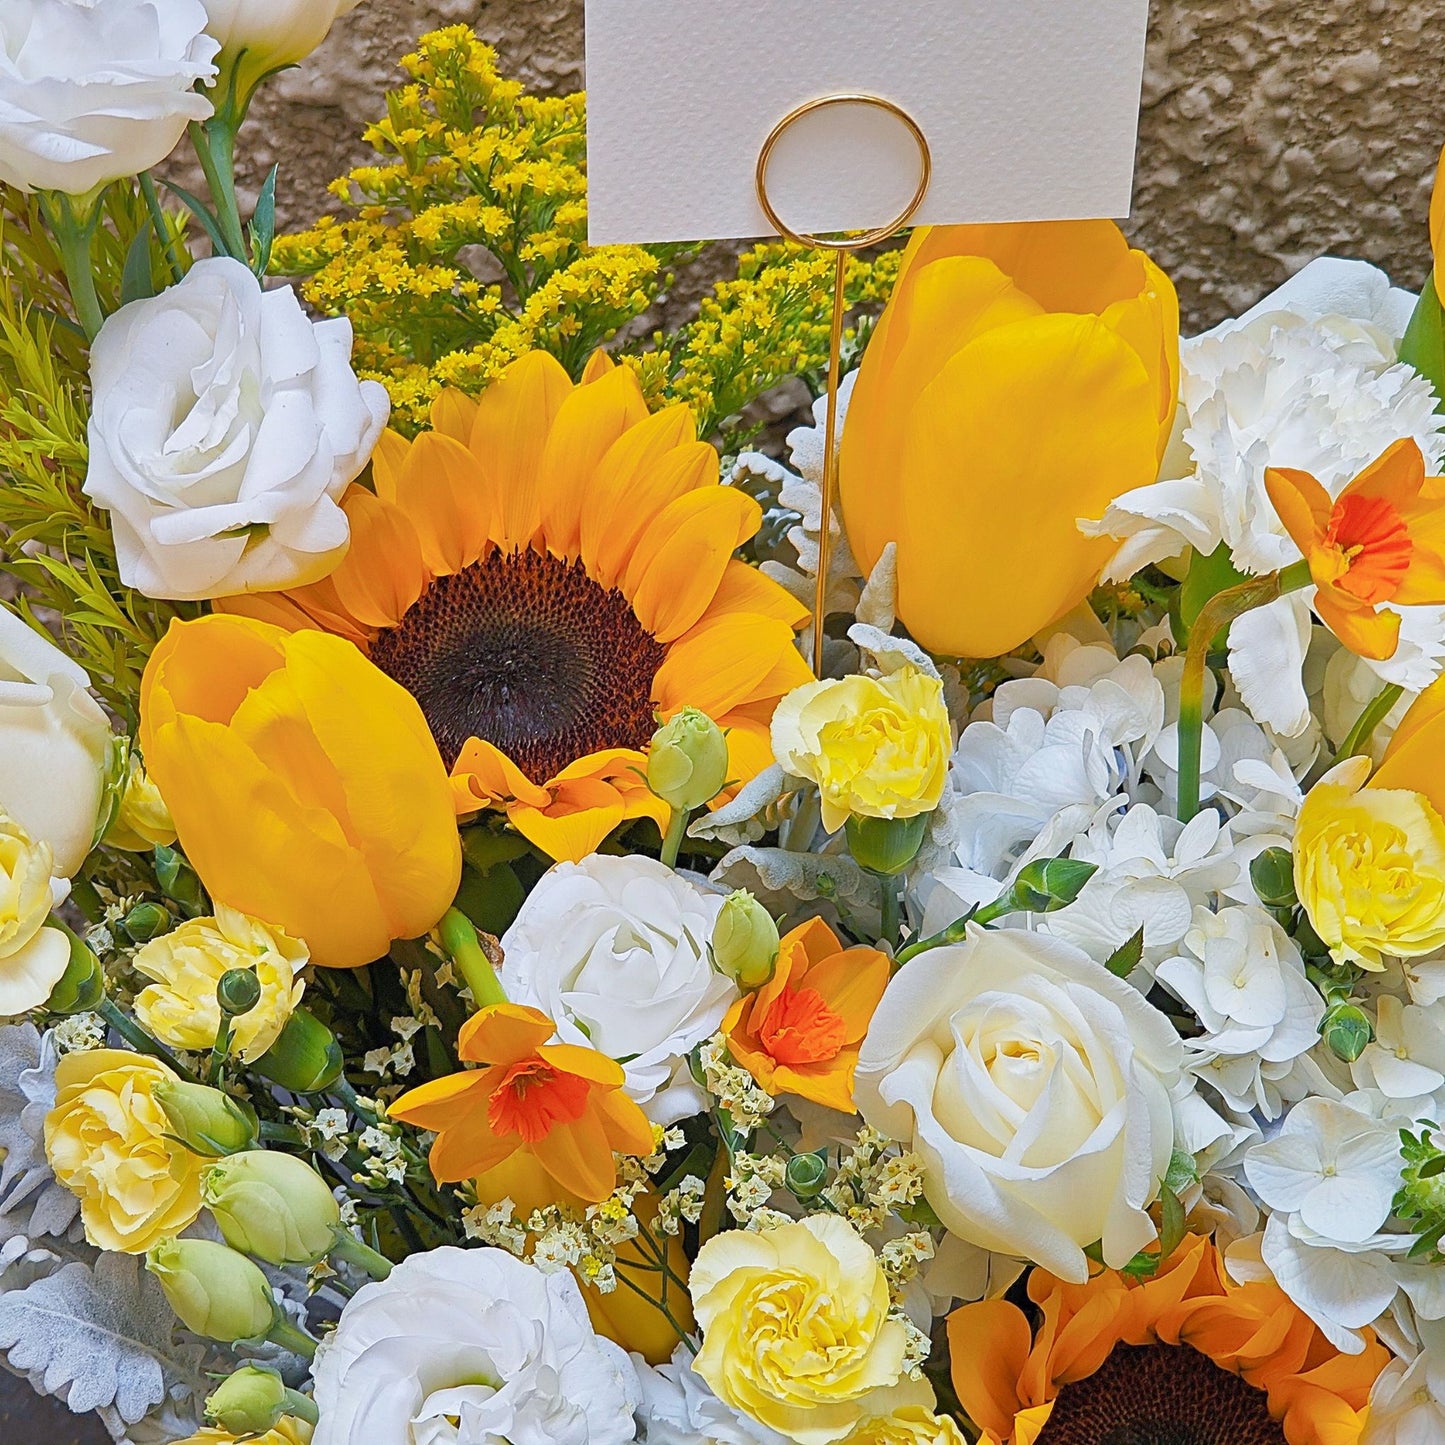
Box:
[813, 249, 848, 678]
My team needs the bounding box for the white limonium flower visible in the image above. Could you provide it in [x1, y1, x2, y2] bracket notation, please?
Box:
[0, 0, 219, 195]
[83, 258, 389, 602]
[1156, 905, 1325, 1118]
[633, 1344, 792, 1445]
[499, 855, 734, 1124]
[0, 608, 110, 880]
[311, 1246, 641, 1445]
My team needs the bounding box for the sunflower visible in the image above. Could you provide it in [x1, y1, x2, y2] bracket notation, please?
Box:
[225, 349, 813, 861]
[947, 1235, 1387, 1445]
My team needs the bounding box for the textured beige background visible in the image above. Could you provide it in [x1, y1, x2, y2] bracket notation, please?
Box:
[212, 0, 1445, 334]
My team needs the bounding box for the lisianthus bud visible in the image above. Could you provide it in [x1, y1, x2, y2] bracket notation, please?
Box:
[206, 1366, 316, 1436]
[204, 1151, 340, 1265]
[845, 813, 929, 877]
[252, 1008, 343, 1094]
[647, 709, 729, 811]
[1321, 1002, 1373, 1063]
[711, 891, 780, 988]
[1007, 857, 1098, 914]
[154, 1078, 257, 1155]
[146, 1238, 276, 1343]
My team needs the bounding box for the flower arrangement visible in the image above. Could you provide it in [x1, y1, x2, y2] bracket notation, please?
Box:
[7, 7, 1445, 1445]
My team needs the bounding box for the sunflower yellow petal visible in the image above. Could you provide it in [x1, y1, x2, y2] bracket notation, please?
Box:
[327, 491, 430, 630]
[391, 431, 495, 575]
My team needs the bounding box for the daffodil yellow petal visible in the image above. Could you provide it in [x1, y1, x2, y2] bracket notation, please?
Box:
[531, 1109, 619, 1202]
[387, 1070, 488, 1131]
[459, 1004, 556, 1063]
[1316, 591, 1401, 661]
[1263, 467, 1332, 558]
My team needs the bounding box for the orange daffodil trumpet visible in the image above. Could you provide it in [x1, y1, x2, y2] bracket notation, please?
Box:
[388, 1003, 653, 1211]
[1264, 438, 1445, 661]
[839, 220, 1179, 658]
[947, 1235, 1386, 1445]
[140, 614, 461, 969]
[226, 349, 813, 863]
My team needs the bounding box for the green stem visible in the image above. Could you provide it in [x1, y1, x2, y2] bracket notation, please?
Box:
[266, 1315, 317, 1362]
[1176, 564, 1309, 822]
[438, 908, 506, 1008]
[138, 171, 186, 284]
[894, 910, 976, 966]
[873, 869, 900, 951]
[660, 806, 689, 870]
[188, 117, 247, 259]
[330, 1229, 393, 1281]
[38, 191, 106, 340]
[206, 1015, 232, 1086]
[97, 997, 196, 1081]
[1339, 683, 1405, 760]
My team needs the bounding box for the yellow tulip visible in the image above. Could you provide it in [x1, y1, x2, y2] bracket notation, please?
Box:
[1374, 674, 1445, 814]
[140, 614, 461, 968]
[840, 221, 1179, 658]
[1432, 145, 1445, 293]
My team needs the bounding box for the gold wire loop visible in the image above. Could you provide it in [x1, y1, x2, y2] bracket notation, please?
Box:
[754, 94, 933, 677]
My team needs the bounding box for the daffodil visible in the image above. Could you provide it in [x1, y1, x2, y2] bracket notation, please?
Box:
[227, 349, 812, 862]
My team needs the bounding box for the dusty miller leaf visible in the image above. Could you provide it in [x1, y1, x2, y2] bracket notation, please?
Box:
[0, 1023, 79, 1239]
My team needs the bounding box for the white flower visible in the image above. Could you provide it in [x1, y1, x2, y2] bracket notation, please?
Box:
[1156, 905, 1324, 1118]
[633, 1345, 791, 1445]
[1364, 1331, 1445, 1445]
[1352, 995, 1445, 1103]
[311, 1246, 641, 1445]
[499, 855, 734, 1124]
[0, 812, 71, 1017]
[0, 608, 109, 879]
[83, 257, 389, 601]
[0, 0, 218, 195]
[855, 924, 1186, 1282]
[202, 0, 363, 75]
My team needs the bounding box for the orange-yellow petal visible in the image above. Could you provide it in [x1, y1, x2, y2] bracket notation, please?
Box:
[390, 431, 495, 575]
[328, 491, 430, 630]
[948, 1300, 1034, 1443]
[1263, 467, 1332, 558]
[458, 1004, 557, 1065]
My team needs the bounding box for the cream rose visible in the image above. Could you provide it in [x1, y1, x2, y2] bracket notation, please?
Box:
[499, 855, 734, 1124]
[0, 811, 71, 1016]
[83, 257, 389, 601]
[0, 606, 110, 878]
[855, 924, 1185, 1282]
[0, 0, 218, 195]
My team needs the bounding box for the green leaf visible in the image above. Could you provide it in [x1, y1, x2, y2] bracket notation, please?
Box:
[250, 164, 279, 277]
[1176, 543, 1249, 651]
[1164, 1148, 1199, 1195]
[119, 224, 156, 305]
[1104, 926, 1146, 978]
[1401, 272, 1445, 412]
[158, 179, 229, 256]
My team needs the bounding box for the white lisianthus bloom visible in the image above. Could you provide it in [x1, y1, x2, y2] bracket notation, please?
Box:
[0, 0, 218, 195]
[202, 0, 363, 71]
[854, 924, 1187, 1282]
[0, 608, 110, 879]
[84, 258, 389, 602]
[500, 855, 733, 1124]
[633, 1345, 792, 1445]
[311, 1246, 640, 1445]
[1156, 905, 1325, 1118]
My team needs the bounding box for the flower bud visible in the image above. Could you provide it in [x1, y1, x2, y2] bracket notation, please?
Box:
[844, 812, 928, 876]
[121, 901, 172, 943]
[105, 756, 177, 852]
[154, 1078, 258, 1155]
[647, 708, 730, 811]
[1009, 857, 1098, 913]
[1250, 846, 1298, 910]
[206, 1365, 317, 1436]
[785, 1150, 828, 1201]
[1321, 1002, 1373, 1063]
[217, 966, 263, 1017]
[44, 931, 104, 1015]
[204, 1150, 340, 1265]
[146, 1238, 276, 1343]
[711, 891, 780, 989]
[252, 1007, 343, 1094]
[153, 844, 207, 916]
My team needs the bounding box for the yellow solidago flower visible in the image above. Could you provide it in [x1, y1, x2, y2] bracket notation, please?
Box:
[103, 754, 177, 852]
[172, 1423, 312, 1445]
[689, 1214, 914, 1445]
[225, 350, 812, 862]
[0, 809, 71, 1016]
[770, 667, 951, 834]
[133, 905, 307, 1062]
[44, 1050, 206, 1253]
[1294, 755, 1445, 968]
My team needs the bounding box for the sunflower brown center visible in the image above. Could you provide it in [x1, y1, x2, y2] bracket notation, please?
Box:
[1033, 1343, 1286, 1445]
[369, 548, 666, 783]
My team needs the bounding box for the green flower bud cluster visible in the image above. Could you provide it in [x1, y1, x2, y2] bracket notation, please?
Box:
[1394, 1126, 1445, 1260]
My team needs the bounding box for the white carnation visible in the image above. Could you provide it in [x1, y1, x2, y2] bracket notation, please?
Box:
[633, 1345, 790, 1445]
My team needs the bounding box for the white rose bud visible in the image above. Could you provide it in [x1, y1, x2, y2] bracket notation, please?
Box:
[0, 0, 218, 196]
[83, 257, 390, 602]
[0, 608, 110, 879]
[204, 1150, 340, 1264]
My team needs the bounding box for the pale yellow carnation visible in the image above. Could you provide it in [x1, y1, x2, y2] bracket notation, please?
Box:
[134, 905, 307, 1061]
[689, 1214, 911, 1445]
[1296, 755, 1445, 968]
[0, 810, 71, 1015]
[104, 755, 177, 851]
[841, 1406, 969, 1444]
[44, 1050, 205, 1253]
[770, 667, 951, 833]
[170, 1419, 313, 1445]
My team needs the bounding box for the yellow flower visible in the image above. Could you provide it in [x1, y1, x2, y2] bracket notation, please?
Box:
[1374, 672, 1445, 815]
[840, 221, 1179, 658]
[139, 614, 462, 969]
[770, 667, 951, 833]
[133, 905, 307, 1062]
[44, 1050, 205, 1253]
[0, 810, 71, 1015]
[1294, 755, 1445, 968]
[170, 1424, 312, 1445]
[104, 755, 177, 851]
[689, 1215, 912, 1445]
[1432, 143, 1445, 295]
[841, 1407, 968, 1445]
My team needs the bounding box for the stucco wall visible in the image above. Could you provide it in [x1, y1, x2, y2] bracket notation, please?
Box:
[217, 0, 1445, 334]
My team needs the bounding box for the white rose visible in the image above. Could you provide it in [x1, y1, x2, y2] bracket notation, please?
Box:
[0, 608, 110, 879]
[202, 0, 364, 84]
[312, 1246, 641, 1445]
[855, 924, 1185, 1282]
[0, 0, 218, 195]
[83, 257, 389, 601]
[500, 855, 734, 1125]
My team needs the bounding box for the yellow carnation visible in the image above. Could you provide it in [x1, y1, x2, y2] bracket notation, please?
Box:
[0, 810, 71, 1015]
[171, 1420, 313, 1445]
[770, 668, 952, 833]
[689, 1215, 912, 1445]
[133, 905, 307, 1061]
[44, 1050, 205, 1253]
[104, 755, 177, 851]
[1295, 755, 1445, 968]
[841, 1406, 969, 1444]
